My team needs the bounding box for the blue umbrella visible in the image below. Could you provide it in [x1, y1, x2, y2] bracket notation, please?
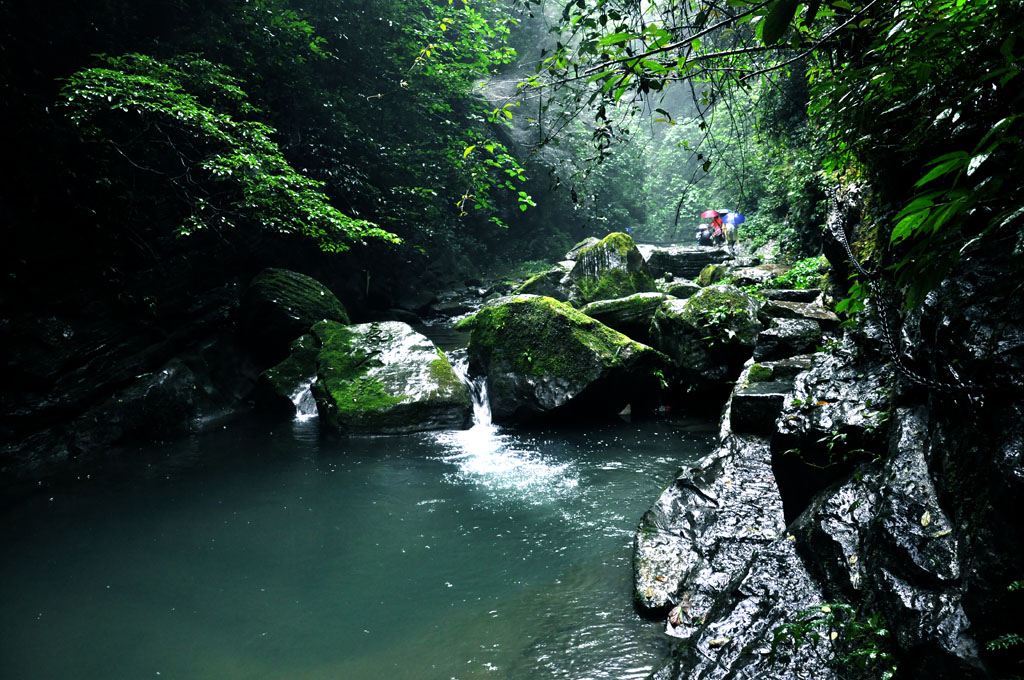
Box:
[724, 212, 745, 225]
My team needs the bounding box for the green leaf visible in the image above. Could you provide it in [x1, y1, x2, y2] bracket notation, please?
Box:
[914, 153, 968, 187]
[463, 144, 477, 158]
[598, 32, 635, 47]
[891, 208, 931, 244]
[763, 0, 799, 45]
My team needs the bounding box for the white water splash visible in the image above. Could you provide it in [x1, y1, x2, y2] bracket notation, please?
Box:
[290, 378, 319, 422]
[449, 351, 491, 427]
[438, 351, 576, 501]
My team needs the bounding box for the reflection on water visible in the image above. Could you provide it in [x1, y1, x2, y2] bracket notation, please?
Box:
[0, 416, 713, 680]
[432, 424, 578, 504]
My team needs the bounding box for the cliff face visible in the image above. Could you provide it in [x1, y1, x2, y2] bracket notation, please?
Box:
[636, 188, 1024, 679]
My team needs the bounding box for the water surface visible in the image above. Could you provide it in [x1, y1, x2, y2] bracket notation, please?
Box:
[1, 416, 713, 679]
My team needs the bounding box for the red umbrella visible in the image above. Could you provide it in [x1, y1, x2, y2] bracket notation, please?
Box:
[701, 210, 719, 218]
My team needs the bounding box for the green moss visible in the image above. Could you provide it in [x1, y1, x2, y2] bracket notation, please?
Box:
[428, 351, 462, 395]
[748, 363, 775, 382]
[469, 295, 639, 379]
[571, 232, 655, 304]
[576, 267, 654, 303]
[249, 267, 350, 325]
[697, 264, 729, 286]
[454, 314, 477, 331]
[312, 320, 408, 422]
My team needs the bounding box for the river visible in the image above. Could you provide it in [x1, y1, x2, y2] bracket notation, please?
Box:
[1, 371, 714, 679]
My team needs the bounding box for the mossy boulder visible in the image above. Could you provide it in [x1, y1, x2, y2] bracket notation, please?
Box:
[465, 295, 669, 423]
[581, 292, 674, 344]
[697, 263, 729, 286]
[515, 263, 573, 302]
[311, 320, 471, 434]
[568, 232, 655, 305]
[253, 333, 320, 418]
[241, 267, 349, 364]
[649, 284, 762, 388]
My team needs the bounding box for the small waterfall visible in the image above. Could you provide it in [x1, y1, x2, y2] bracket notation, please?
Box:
[449, 349, 492, 427]
[290, 378, 319, 422]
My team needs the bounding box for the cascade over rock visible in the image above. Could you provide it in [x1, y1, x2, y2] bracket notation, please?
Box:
[311, 320, 471, 434]
[461, 294, 669, 423]
[253, 333, 319, 418]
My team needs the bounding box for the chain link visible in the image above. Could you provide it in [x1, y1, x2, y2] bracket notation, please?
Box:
[829, 221, 978, 395]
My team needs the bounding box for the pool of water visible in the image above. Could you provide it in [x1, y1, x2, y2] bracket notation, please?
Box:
[0, 415, 714, 679]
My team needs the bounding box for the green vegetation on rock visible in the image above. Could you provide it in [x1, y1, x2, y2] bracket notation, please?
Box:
[766, 256, 829, 291]
[312, 321, 406, 425]
[570, 232, 655, 304]
[747, 363, 775, 383]
[468, 295, 646, 378]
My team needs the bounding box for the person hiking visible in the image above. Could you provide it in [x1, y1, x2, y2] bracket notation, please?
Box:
[696, 223, 712, 245]
[710, 214, 725, 246]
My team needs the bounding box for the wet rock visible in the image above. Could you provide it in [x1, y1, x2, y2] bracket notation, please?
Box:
[775, 338, 891, 452]
[761, 354, 816, 380]
[565, 237, 600, 260]
[639, 244, 732, 279]
[636, 431, 839, 680]
[515, 263, 573, 302]
[728, 263, 790, 287]
[649, 284, 761, 389]
[461, 295, 668, 423]
[731, 380, 791, 435]
[754, 318, 823, 362]
[772, 337, 892, 523]
[657, 279, 701, 299]
[580, 292, 674, 344]
[568, 232, 656, 305]
[311, 320, 471, 434]
[241, 267, 349, 364]
[760, 299, 840, 331]
[766, 288, 823, 303]
[788, 465, 882, 596]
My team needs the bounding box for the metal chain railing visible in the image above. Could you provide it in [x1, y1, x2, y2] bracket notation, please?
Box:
[829, 221, 981, 395]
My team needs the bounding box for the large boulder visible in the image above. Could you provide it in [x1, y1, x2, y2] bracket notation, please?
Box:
[649, 284, 761, 388]
[787, 407, 975, 677]
[639, 244, 731, 279]
[462, 295, 669, 422]
[635, 431, 840, 679]
[311, 320, 471, 434]
[568, 232, 656, 305]
[241, 267, 349, 363]
[581, 292, 674, 344]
